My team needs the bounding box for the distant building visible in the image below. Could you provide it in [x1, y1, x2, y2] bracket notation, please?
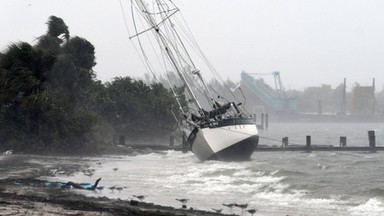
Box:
[351, 86, 375, 115]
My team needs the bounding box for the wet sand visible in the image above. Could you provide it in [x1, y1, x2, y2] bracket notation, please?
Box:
[0, 154, 225, 216]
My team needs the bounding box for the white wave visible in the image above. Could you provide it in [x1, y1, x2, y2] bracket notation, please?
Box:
[253, 189, 350, 216]
[164, 150, 195, 159]
[270, 169, 280, 175]
[233, 169, 255, 177]
[316, 163, 328, 170]
[54, 148, 379, 215]
[255, 175, 285, 184]
[349, 198, 384, 216]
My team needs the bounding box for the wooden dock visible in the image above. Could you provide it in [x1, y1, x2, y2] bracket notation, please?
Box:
[125, 144, 383, 153]
[124, 130, 381, 153]
[255, 145, 383, 152]
[255, 130, 381, 152]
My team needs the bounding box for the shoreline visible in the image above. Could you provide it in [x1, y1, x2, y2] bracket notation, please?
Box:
[0, 154, 224, 216]
[0, 183, 224, 216]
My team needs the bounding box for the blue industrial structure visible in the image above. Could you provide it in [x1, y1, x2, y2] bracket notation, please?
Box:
[241, 71, 296, 112]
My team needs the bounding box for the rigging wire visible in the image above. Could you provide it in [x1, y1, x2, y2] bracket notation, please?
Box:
[130, 0, 173, 84]
[132, 1, 225, 111]
[258, 135, 302, 146]
[138, 0, 202, 111]
[173, 13, 243, 105]
[131, 1, 158, 78]
[152, 11, 229, 109]
[119, 0, 160, 83]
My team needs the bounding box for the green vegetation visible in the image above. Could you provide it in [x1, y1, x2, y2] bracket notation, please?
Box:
[0, 16, 184, 154]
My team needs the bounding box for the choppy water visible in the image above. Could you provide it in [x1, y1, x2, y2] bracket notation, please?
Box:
[49, 123, 384, 216]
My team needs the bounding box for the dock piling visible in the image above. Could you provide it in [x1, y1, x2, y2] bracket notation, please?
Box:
[306, 136, 311, 147]
[282, 137, 288, 147]
[119, 136, 125, 145]
[261, 113, 264, 129]
[182, 134, 188, 153]
[368, 130, 376, 153]
[169, 135, 175, 146]
[306, 136, 311, 152]
[340, 136, 347, 147]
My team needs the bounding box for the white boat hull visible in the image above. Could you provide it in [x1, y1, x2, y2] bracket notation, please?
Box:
[189, 119, 259, 162]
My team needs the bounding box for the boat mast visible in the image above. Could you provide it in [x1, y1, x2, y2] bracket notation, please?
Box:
[167, 24, 215, 107]
[133, 0, 203, 112]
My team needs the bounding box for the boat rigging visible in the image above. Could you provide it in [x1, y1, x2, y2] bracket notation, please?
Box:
[126, 0, 259, 161]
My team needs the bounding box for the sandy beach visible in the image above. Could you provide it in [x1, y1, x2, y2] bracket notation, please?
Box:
[0, 153, 224, 216]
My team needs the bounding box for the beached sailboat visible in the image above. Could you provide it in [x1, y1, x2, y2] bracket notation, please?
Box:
[127, 0, 259, 161]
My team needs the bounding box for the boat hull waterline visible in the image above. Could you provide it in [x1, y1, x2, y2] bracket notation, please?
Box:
[188, 118, 259, 162]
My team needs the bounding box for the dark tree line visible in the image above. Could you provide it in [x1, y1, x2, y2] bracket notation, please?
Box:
[0, 16, 184, 154]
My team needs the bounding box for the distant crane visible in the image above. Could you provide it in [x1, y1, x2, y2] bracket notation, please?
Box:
[241, 71, 296, 112]
[247, 71, 286, 98]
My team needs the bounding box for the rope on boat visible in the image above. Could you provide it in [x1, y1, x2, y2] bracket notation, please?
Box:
[258, 136, 282, 143]
[258, 135, 302, 146]
[217, 127, 302, 145]
[216, 127, 278, 142]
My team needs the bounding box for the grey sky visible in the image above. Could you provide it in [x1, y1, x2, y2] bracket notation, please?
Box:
[1, 0, 384, 91]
